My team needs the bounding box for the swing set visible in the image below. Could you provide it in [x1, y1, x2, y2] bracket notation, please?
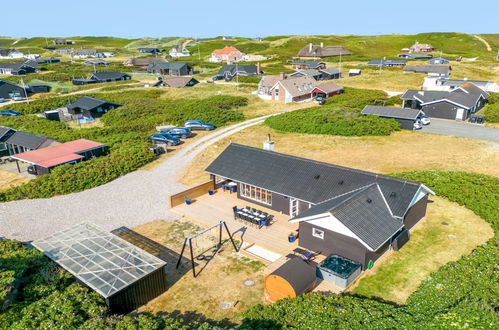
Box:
[176, 221, 239, 277]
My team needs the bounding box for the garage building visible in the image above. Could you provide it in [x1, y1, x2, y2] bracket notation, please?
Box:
[361, 105, 423, 130]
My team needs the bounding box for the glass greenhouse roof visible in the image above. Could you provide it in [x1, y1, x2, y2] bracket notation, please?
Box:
[32, 222, 166, 298]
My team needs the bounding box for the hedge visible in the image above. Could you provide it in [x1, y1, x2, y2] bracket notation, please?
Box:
[482, 92, 499, 123]
[264, 87, 401, 136]
[242, 171, 499, 329]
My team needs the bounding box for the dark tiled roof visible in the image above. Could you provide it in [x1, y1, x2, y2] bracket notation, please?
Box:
[206, 144, 421, 218]
[149, 62, 189, 70]
[6, 131, 52, 149]
[361, 105, 422, 120]
[67, 96, 121, 111]
[218, 64, 258, 76]
[91, 72, 130, 81]
[368, 59, 406, 66]
[403, 65, 450, 75]
[297, 45, 352, 58]
[0, 126, 16, 142]
[290, 60, 325, 68]
[401, 83, 489, 109]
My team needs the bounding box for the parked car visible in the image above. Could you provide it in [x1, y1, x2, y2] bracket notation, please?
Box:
[419, 115, 431, 125]
[27, 165, 39, 175]
[315, 95, 326, 105]
[149, 133, 181, 146]
[162, 127, 192, 138]
[184, 120, 215, 131]
[212, 75, 224, 81]
[0, 109, 22, 116]
[11, 96, 24, 101]
[413, 119, 423, 130]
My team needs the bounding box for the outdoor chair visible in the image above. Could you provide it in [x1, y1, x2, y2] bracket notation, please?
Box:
[245, 206, 251, 211]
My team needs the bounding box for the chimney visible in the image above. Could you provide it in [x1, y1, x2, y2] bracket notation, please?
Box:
[320, 42, 323, 48]
[256, 62, 261, 74]
[309, 43, 313, 52]
[279, 72, 286, 80]
[263, 134, 275, 151]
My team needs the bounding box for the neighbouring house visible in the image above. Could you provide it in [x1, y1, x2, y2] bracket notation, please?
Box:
[147, 62, 193, 76]
[32, 222, 167, 313]
[154, 76, 199, 88]
[137, 48, 163, 54]
[398, 53, 433, 59]
[367, 59, 407, 67]
[53, 38, 73, 45]
[267, 75, 317, 103]
[409, 41, 434, 52]
[123, 57, 166, 67]
[401, 83, 489, 120]
[290, 67, 341, 81]
[361, 105, 423, 130]
[310, 82, 343, 98]
[222, 36, 234, 40]
[206, 143, 434, 269]
[349, 69, 361, 77]
[290, 60, 326, 70]
[72, 72, 132, 85]
[296, 43, 352, 59]
[0, 80, 27, 99]
[73, 49, 105, 59]
[169, 45, 191, 57]
[67, 96, 122, 118]
[423, 76, 499, 93]
[11, 139, 106, 175]
[3, 128, 59, 155]
[0, 48, 24, 59]
[429, 57, 450, 65]
[0, 126, 16, 156]
[36, 58, 61, 64]
[83, 59, 110, 66]
[0, 62, 36, 75]
[216, 64, 262, 80]
[209, 46, 245, 63]
[26, 83, 51, 94]
[403, 65, 451, 77]
[53, 48, 73, 54]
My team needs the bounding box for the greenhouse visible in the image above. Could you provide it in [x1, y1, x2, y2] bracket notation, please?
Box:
[32, 222, 167, 313]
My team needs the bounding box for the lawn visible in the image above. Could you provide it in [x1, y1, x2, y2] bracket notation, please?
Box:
[178, 124, 499, 186]
[126, 220, 266, 325]
[349, 196, 494, 303]
[0, 169, 30, 192]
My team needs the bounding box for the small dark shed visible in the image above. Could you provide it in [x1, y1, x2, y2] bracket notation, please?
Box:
[32, 223, 168, 314]
[264, 258, 316, 301]
[27, 83, 51, 94]
[361, 105, 423, 130]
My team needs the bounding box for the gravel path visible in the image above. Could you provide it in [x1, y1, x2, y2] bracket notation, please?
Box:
[0, 115, 271, 241]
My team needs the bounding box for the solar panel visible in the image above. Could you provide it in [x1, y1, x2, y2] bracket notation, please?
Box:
[32, 223, 166, 298]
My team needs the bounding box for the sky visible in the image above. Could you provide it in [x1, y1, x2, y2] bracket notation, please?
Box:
[2, 0, 498, 38]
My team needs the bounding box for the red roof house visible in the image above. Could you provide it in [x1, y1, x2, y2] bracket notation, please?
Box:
[209, 46, 244, 63]
[11, 139, 106, 175]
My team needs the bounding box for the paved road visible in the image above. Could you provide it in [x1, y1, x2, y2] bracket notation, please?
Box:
[419, 118, 499, 143]
[0, 115, 271, 242]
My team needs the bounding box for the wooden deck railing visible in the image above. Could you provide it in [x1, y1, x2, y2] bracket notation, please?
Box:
[168, 181, 214, 208]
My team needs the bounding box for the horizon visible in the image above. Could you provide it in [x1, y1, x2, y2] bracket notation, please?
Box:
[2, 0, 498, 38]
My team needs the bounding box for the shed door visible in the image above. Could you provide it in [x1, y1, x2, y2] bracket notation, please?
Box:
[455, 108, 464, 120]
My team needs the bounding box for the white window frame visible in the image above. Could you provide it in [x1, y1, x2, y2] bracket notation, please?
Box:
[240, 183, 272, 205]
[312, 228, 324, 240]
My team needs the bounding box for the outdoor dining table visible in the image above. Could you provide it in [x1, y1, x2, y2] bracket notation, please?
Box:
[234, 207, 269, 228]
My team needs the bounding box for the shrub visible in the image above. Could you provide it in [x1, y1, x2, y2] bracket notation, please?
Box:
[482, 92, 499, 123]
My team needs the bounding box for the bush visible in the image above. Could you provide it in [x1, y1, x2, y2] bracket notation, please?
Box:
[482, 92, 499, 123]
[264, 87, 401, 136]
[242, 171, 499, 328]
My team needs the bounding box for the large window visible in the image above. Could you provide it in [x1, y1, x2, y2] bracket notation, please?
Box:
[240, 183, 272, 205]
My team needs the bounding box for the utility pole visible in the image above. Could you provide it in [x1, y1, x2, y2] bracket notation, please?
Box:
[236, 62, 239, 90]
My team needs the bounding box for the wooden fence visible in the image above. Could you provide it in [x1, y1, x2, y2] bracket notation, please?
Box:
[168, 181, 214, 208]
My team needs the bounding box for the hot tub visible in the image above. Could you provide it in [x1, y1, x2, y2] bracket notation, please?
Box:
[316, 254, 361, 289]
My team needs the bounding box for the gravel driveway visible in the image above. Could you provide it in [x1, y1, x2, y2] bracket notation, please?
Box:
[419, 118, 499, 143]
[0, 115, 270, 241]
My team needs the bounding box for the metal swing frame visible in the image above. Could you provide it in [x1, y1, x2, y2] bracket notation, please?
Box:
[176, 221, 239, 277]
